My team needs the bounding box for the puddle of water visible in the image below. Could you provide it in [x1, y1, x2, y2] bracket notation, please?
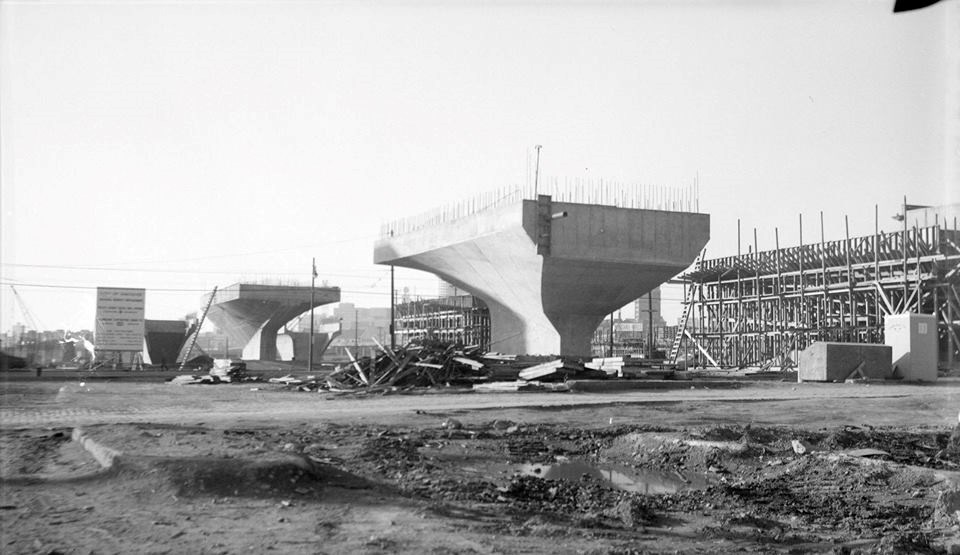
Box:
[518, 461, 708, 494]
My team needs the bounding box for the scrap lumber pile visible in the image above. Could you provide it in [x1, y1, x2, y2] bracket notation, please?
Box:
[316, 340, 608, 392]
[324, 339, 491, 391]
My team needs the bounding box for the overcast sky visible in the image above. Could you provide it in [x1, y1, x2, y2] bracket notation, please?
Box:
[1, 0, 954, 333]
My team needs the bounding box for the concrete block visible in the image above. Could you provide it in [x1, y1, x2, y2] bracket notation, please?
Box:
[885, 313, 938, 382]
[797, 342, 892, 382]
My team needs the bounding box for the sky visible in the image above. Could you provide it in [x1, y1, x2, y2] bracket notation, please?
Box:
[0, 0, 955, 333]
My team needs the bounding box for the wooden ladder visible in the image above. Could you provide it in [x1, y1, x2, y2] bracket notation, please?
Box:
[668, 249, 706, 364]
[178, 286, 218, 372]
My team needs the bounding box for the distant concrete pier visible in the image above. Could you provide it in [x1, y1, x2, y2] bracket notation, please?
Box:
[375, 186, 709, 356]
[205, 283, 340, 361]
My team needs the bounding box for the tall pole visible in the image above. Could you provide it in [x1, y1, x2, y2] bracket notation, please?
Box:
[820, 212, 827, 339]
[308, 257, 316, 372]
[354, 308, 359, 352]
[737, 219, 742, 366]
[533, 145, 542, 197]
[798, 213, 804, 358]
[390, 265, 396, 349]
[648, 291, 655, 359]
[902, 195, 909, 312]
[845, 216, 855, 335]
[608, 311, 614, 357]
[875, 204, 881, 340]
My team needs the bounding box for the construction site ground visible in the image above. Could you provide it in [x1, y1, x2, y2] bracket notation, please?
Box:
[2, 375, 960, 554]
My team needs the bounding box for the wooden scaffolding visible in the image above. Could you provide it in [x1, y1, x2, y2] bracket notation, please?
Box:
[677, 224, 960, 369]
[394, 295, 491, 349]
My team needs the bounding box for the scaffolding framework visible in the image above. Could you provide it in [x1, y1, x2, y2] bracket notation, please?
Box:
[394, 295, 491, 349]
[678, 225, 960, 369]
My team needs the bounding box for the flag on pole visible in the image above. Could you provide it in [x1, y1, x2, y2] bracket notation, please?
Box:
[312, 259, 318, 278]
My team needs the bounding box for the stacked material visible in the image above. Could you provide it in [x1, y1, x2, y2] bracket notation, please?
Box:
[209, 359, 251, 382]
[586, 356, 674, 379]
[169, 360, 258, 385]
[517, 359, 585, 381]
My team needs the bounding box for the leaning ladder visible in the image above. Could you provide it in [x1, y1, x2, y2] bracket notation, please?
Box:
[668, 249, 706, 364]
[178, 286, 218, 372]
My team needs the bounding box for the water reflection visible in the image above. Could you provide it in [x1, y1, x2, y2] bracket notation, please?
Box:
[519, 461, 706, 494]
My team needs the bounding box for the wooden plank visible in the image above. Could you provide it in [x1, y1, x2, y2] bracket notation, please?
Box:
[473, 381, 523, 392]
[345, 348, 369, 385]
[518, 359, 564, 380]
[372, 337, 401, 366]
[482, 353, 518, 361]
[684, 329, 720, 367]
[453, 357, 485, 369]
[378, 353, 414, 386]
[413, 362, 443, 369]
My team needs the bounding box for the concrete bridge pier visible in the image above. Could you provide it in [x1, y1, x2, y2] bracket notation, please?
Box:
[375, 196, 709, 356]
[203, 284, 341, 362]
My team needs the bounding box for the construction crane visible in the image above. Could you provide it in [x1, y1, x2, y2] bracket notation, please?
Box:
[9, 286, 45, 365]
[9, 286, 43, 332]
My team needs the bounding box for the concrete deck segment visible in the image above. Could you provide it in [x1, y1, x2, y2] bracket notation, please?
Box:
[204, 284, 340, 361]
[374, 198, 708, 356]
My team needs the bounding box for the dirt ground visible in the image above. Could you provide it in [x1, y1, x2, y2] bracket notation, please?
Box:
[2, 377, 960, 554]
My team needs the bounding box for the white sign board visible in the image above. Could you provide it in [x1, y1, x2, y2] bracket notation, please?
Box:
[95, 287, 146, 351]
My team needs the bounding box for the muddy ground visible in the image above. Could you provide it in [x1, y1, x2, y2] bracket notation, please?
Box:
[2, 379, 960, 554]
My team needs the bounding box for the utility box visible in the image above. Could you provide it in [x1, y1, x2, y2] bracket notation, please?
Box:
[885, 313, 938, 382]
[797, 342, 892, 382]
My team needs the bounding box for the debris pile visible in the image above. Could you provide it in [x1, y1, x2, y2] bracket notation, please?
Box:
[316, 340, 606, 392]
[325, 340, 493, 391]
[169, 359, 260, 385]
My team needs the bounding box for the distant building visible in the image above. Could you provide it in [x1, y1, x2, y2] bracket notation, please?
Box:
[305, 303, 391, 361]
[590, 318, 671, 358]
[8, 323, 25, 345]
[634, 287, 666, 328]
[437, 279, 462, 298]
[394, 295, 490, 350]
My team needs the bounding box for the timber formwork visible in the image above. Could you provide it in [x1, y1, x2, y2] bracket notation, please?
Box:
[679, 225, 960, 369]
[394, 295, 491, 350]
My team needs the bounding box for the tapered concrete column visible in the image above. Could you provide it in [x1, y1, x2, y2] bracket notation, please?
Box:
[374, 198, 709, 356]
[204, 284, 340, 361]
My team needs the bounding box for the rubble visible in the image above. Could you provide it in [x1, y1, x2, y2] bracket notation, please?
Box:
[209, 360, 252, 382]
[168, 360, 259, 385]
[323, 340, 491, 390]
[472, 381, 570, 393]
[791, 439, 812, 455]
[268, 375, 303, 385]
[318, 340, 602, 392]
[934, 487, 960, 526]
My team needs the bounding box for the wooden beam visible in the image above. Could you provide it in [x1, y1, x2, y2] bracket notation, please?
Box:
[684, 329, 719, 367]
